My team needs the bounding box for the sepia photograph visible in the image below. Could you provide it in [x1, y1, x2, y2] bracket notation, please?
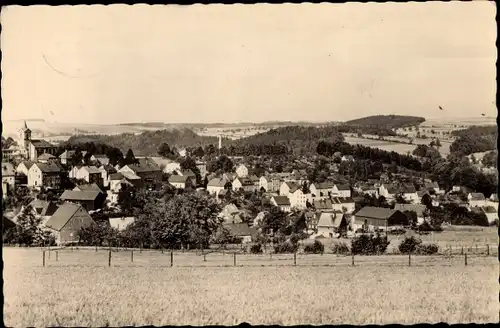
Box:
[1, 2, 498, 326]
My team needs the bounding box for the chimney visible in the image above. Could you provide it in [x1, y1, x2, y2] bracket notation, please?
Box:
[218, 135, 222, 150]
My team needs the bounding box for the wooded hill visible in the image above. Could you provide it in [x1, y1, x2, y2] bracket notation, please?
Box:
[345, 115, 426, 129]
[449, 125, 498, 156]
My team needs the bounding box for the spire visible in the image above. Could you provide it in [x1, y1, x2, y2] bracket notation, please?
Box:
[24, 120, 28, 129]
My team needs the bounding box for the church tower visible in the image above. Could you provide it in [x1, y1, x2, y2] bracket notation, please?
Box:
[18, 121, 31, 156]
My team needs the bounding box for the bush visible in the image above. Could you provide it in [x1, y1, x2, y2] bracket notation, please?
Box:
[415, 243, 439, 255]
[274, 241, 299, 254]
[398, 236, 422, 254]
[304, 240, 324, 254]
[351, 234, 390, 255]
[250, 243, 263, 254]
[330, 242, 351, 255]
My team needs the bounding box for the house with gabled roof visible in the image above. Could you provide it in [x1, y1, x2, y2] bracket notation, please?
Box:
[332, 183, 351, 198]
[73, 183, 104, 194]
[316, 211, 347, 238]
[271, 196, 291, 212]
[90, 154, 110, 166]
[401, 183, 419, 204]
[378, 184, 398, 200]
[394, 203, 427, 225]
[207, 177, 227, 196]
[232, 177, 256, 193]
[59, 150, 76, 165]
[30, 199, 59, 218]
[220, 222, 258, 244]
[480, 206, 498, 225]
[218, 203, 243, 224]
[235, 164, 249, 178]
[28, 162, 65, 189]
[70, 166, 104, 185]
[37, 153, 56, 163]
[313, 199, 333, 212]
[168, 175, 193, 189]
[310, 182, 334, 198]
[118, 158, 162, 186]
[60, 189, 106, 211]
[2, 163, 16, 197]
[44, 202, 95, 245]
[108, 216, 135, 231]
[16, 160, 36, 176]
[333, 197, 356, 214]
[353, 206, 408, 232]
[98, 164, 117, 187]
[259, 175, 281, 193]
[279, 181, 300, 197]
[467, 192, 486, 208]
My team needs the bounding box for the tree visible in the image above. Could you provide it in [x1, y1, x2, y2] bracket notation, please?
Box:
[157, 143, 171, 158]
[482, 150, 497, 168]
[180, 156, 202, 185]
[192, 146, 205, 159]
[421, 193, 433, 209]
[9, 205, 52, 246]
[124, 149, 137, 165]
[434, 138, 442, 149]
[71, 150, 83, 167]
[117, 184, 137, 215]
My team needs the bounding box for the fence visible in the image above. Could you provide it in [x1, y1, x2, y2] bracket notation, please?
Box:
[32, 246, 497, 269]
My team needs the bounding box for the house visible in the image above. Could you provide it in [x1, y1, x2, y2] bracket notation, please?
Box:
[486, 194, 499, 211]
[235, 164, 249, 178]
[98, 164, 117, 187]
[314, 199, 333, 212]
[489, 193, 498, 202]
[279, 181, 300, 197]
[90, 154, 110, 166]
[424, 181, 444, 195]
[289, 169, 308, 184]
[221, 223, 258, 244]
[150, 157, 181, 174]
[289, 188, 310, 209]
[353, 206, 408, 232]
[28, 162, 65, 189]
[394, 203, 427, 225]
[109, 172, 141, 193]
[467, 193, 486, 207]
[16, 161, 35, 176]
[60, 189, 106, 211]
[335, 197, 356, 214]
[271, 196, 292, 212]
[59, 150, 76, 165]
[305, 211, 318, 233]
[18, 121, 58, 161]
[378, 184, 398, 200]
[72, 166, 104, 185]
[44, 202, 95, 245]
[481, 206, 498, 225]
[178, 169, 196, 179]
[341, 155, 355, 162]
[73, 183, 104, 194]
[401, 183, 419, 204]
[232, 177, 256, 192]
[218, 204, 243, 224]
[253, 211, 268, 227]
[30, 199, 59, 219]
[316, 211, 347, 238]
[118, 158, 162, 187]
[259, 175, 281, 192]
[310, 182, 334, 198]
[358, 184, 379, 197]
[207, 178, 227, 196]
[332, 184, 351, 198]
[37, 153, 56, 163]
[168, 175, 193, 189]
[2, 163, 16, 197]
[108, 216, 135, 231]
[248, 174, 260, 187]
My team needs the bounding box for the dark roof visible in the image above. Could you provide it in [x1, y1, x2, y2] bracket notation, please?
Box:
[59, 150, 76, 159]
[469, 193, 486, 201]
[335, 184, 350, 191]
[19, 161, 36, 170]
[355, 206, 398, 220]
[285, 181, 300, 193]
[125, 159, 161, 173]
[3, 216, 17, 230]
[180, 169, 196, 177]
[314, 199, 333, 210]
[61, 190, 101, 201]
[109, 173, 125, 180]
[481, 206, 497, 214]
[338, 197, 355, 204]
[169, 175, 189, 183]
[401, 184, 417, 194]
[208, 178, 226, 187]
[37, 153, 56, 160]
[394, 204, 427, 217]
[35, 162, 63, 174]
[74, 183, 104, 193]
[82, 166, 102, 174]
[30, 139, 56, 148]
[223, 223, 258, 238]
[314, 182, 334, 189]
[100, 164, 117, 174]
[272, 196, 291, 206]
[45, 202, 85, 230]
[417, 190, 430, 197]
[235, 177, 254, 186]
[30, 200, 59, 216]
[424, 181, 439, 189]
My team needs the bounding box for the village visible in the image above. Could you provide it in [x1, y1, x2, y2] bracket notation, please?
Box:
[2, 121, 498, 249]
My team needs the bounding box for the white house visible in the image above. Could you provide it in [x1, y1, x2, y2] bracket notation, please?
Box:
[486, 193, 498, 211]
[108, 217, 135, 231]
[424, 181, 445, 195]
[289, 188, 310, 209]
[316, 211, 346, 238]
[236, 164, 249, 178]
[259, 175, 281, 192]
[91, 154, 110, 166]
[2, 163, 16, 197]
[271, 196, 291, 212]
[28, 162, 64, 189]
[332, 184, 351, 198]
[168, 175, 193, 189]
[16, 161, 35, 177]
[71, 166, 104, 185]
[232, 177, 256, 192]
[468, 193, 486, 207]
[481, 206, 498, 225]
[207, 178, 227, 196]
[196, 162, 207, 178]
[337, 197, 356, 214]
[310, 182, 334, 198]
[378, 184, 398, 200]
[279, 181, 300, 197]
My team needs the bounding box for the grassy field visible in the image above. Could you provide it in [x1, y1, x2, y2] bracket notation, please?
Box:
[343, 135, 452, 156]
[3, 248, 498, 326]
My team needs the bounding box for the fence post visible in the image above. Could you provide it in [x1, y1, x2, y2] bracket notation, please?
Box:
[161, 248, 164, 254]
[56, 251, 58, 262]
[487, 244, 490, 256]
[475, 244, 478, 253]
[408, 252, 411, 267]
[42, 251, 46, 267]
[170, 251, 173, 267]
[48, 248, 51, 259]
[95, 245, 98, 252]
[351, 253, 355, 267]
[465, 253, 468, 266]
[461, 246, 463, 255]
[203, 252, 206, 262]
[108, 250, 111, 267]
[294, 252, 297, 266]
[131, 250, 134, 262]
[233, 252, 236, 266]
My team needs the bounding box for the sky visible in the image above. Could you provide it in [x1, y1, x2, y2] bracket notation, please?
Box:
[1, 2, 497, 125]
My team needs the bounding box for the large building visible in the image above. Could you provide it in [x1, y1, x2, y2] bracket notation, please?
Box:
[18, 121, 58, 161]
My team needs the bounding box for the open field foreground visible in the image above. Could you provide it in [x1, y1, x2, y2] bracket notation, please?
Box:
[3, 248, 498, 326]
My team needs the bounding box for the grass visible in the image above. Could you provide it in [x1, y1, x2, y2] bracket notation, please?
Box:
[3, 248, 498, 326]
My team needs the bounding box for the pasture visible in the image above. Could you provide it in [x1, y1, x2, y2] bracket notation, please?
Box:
[3, 247, 498, 326]
[343, 135, 452, 156]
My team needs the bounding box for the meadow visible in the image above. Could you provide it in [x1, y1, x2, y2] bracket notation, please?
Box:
[3, 247, 498, 326]
[343, 135, 452, 156]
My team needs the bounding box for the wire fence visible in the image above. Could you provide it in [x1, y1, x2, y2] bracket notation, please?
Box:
[14, 245, 497, 269]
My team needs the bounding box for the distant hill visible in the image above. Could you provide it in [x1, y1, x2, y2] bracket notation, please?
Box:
[65, 128, 218, 156]
[345, 115, 426, 129]
[449, 125, 498, 156]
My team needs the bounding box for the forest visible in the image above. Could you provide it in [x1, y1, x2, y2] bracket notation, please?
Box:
[345, 115, 426, 129]
[449, 125, 497, 156]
